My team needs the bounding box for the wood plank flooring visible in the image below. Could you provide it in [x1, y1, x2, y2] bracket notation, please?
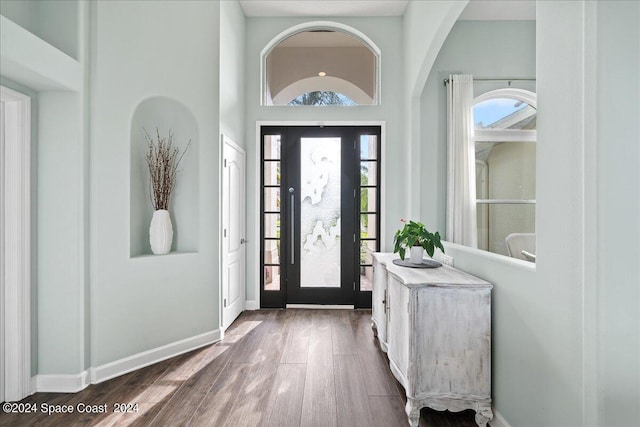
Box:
[1, 310, 478, 427]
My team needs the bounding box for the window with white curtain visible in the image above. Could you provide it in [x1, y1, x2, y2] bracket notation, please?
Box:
[473, 89, 537, 261]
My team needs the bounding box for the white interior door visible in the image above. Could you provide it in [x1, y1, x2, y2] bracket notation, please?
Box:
[221, 135, 246, 331]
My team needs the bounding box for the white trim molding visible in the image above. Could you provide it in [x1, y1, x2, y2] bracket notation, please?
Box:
[89, 329, 220, 384]
[1, 85, 32, 402]
[286, 304, 355, 309]
[36, 371, 89, 394]
[488, 406, 512, 427]
[245, 300, 260, 311]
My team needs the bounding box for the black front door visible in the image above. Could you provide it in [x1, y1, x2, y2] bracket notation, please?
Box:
[260, 126, 381, 308]
[283, 126, 357, 305]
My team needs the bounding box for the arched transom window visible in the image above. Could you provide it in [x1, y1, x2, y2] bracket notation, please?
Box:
[263, 23, 380, 106]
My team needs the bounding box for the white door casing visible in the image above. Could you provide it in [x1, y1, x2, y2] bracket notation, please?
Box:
[1, 85, 32, 402]
[221, 135, 246, 331]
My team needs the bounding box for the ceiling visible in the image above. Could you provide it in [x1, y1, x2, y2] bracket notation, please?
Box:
[239, 0, 536, 20]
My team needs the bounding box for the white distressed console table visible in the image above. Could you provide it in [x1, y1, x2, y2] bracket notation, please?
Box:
[372, 253, 493, 427]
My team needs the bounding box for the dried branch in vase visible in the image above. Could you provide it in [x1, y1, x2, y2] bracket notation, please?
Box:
[144, 128, 191, 211]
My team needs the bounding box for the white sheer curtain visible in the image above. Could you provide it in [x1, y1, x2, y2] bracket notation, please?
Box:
[446, 74, 478, 248]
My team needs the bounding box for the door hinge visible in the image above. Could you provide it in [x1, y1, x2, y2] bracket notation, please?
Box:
[354, 139, 356, 150]
[224, 298, 227, 307]
[353, 281, 356, 291]
[354, 188, 356, 198]
[353, 234, 356, 243]
[224, 228, 227, 237]
[224, 158, 227, 167]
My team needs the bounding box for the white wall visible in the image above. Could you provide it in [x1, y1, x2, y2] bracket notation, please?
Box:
[0, 0, 79, 59]
[413, 2, 640, 426]
[403, 0, 468, 219]
[1, 0, 89, 378]
[220, 0, 246, 146]
[90, 0, 221, 367]
[244, 16, 404, 303]
[595, 1, 640, 425]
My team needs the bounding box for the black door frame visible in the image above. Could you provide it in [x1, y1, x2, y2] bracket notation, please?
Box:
[260, 125, 381, 309]
[284, 126, 357, 305]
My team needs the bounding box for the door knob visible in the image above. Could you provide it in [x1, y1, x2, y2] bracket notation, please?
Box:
[240, 238, 247, 244]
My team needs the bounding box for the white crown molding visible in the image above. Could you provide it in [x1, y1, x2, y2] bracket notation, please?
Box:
[90, 329, 220, 384]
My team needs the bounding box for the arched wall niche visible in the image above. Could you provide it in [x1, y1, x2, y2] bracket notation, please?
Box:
[261, 21, 381, 105]
[130, 96, 199, 257]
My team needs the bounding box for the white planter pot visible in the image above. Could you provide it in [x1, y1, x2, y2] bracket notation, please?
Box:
[150, 209, 173, 255]
[410, 246, 424, 264]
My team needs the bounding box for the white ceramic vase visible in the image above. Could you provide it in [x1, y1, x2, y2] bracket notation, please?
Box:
[410, 246, 424, 264]
[150, 209, 173, 255]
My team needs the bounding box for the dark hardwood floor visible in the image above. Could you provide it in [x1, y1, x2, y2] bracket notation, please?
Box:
[1, 309, 477, 427]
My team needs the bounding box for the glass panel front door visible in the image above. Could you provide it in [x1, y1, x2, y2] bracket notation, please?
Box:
[284, 127, 356, 305]
[260, 126, 381, 308]
[300, 137, 342, 288]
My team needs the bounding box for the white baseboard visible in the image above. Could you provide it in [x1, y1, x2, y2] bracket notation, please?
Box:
[286, 304, 354, 309]
[90, 329, 221, 384]
[36, 371, 89, 393]
[488, 407, 511, 427]
[245, 300, 259, 310]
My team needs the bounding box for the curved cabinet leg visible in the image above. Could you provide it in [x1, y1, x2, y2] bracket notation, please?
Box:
[405, 398, 420, 427]
[474, 404, 493, 427]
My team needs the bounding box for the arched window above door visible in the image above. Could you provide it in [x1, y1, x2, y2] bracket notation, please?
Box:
[262, 22, 380, 106]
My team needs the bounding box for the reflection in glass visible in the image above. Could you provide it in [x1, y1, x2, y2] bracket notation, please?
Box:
[264, 239, 280, 265]
[473, 99, 536, 130]
[300, 137, 341, 288]
[477, 204, 535, 256]
[360, 161, 377, 186]
[476, 141, 536, 200]
[264, 188, 281, 212]
[360, 266, 373, 291]
[361, 188, 377, 212]
[288, 91, 356, 106]
[265, 31, 377, 106]
[264, 213, 280, 238]
[361, 213, 377, 239]
[264, 161, 280, 185]
[360, 135, 378, 159]
[360, 240, 376, 265]
[264, 266, 280, 291]
[263, 135, 281, 159]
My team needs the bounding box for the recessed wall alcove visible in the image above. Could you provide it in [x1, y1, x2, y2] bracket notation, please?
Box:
[130, 96, 199, 257]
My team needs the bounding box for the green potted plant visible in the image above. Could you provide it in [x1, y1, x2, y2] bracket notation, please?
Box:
[393, 219, 445, 264]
